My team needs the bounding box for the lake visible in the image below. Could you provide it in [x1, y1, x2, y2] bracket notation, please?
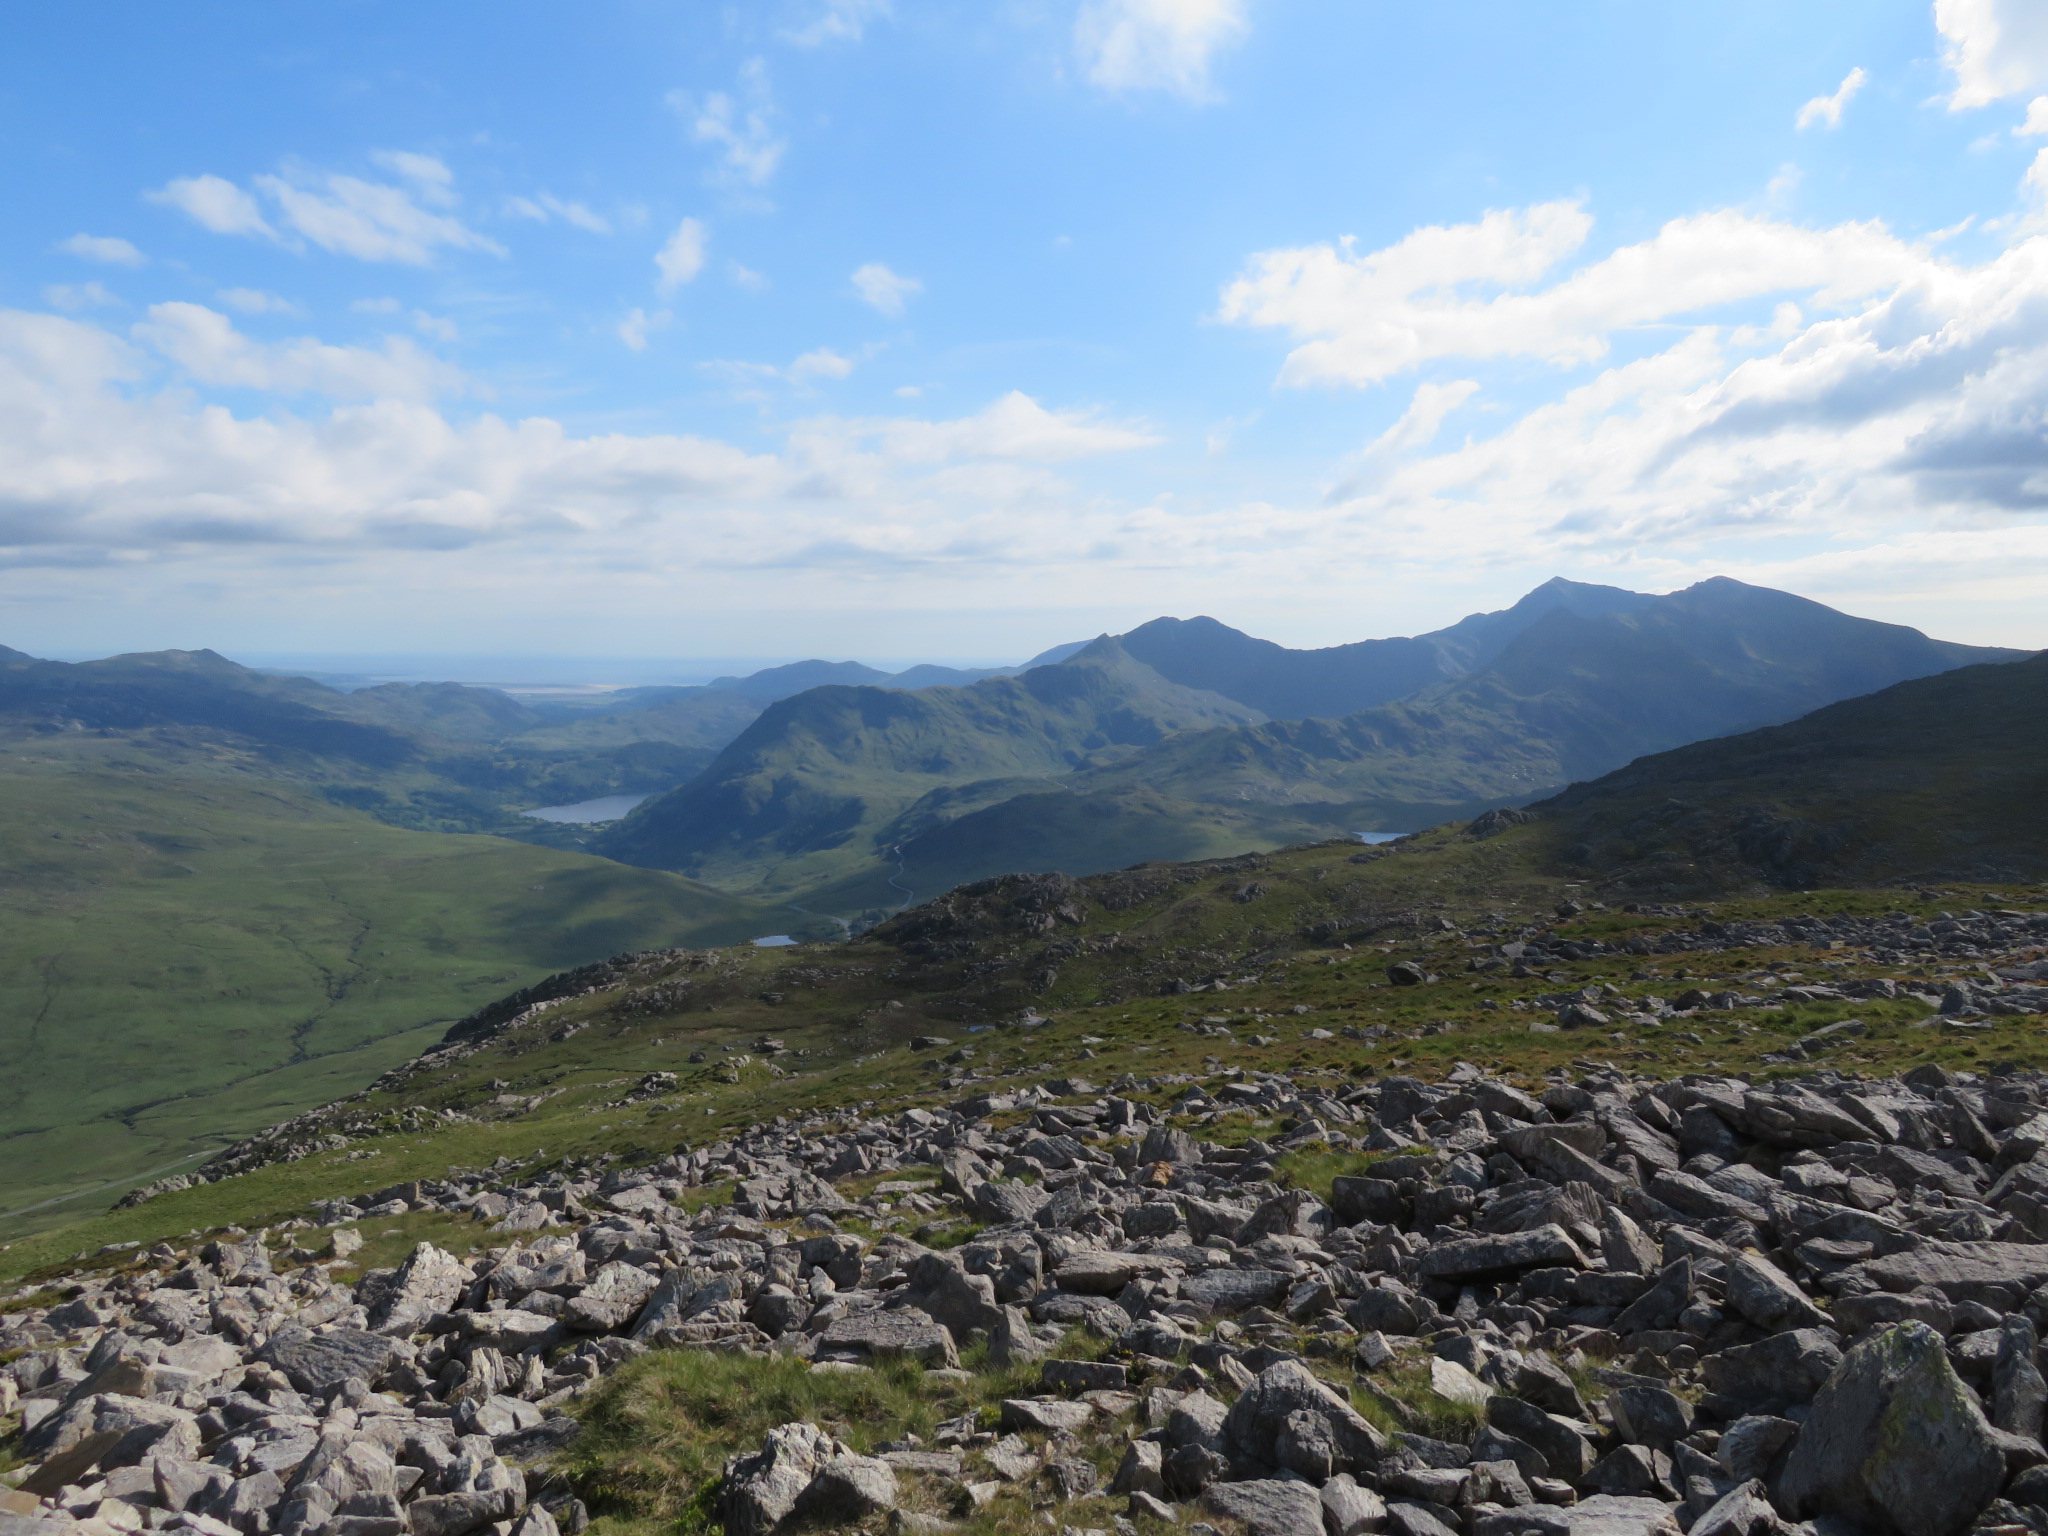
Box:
[1357, 831, 1405, 844]
[522, 792, 654, 824]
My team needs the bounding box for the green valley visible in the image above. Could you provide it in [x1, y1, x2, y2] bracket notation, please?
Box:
[0, 742, 809, 1233]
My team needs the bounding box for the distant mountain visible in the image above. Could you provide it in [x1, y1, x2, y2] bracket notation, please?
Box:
[1519, 648, 2048, 891]
[1114, 577, 1657, 718]
[1077, 577, 2016, 811]
[593, 638, 1263, 895]
[598, 577, 2020, 907]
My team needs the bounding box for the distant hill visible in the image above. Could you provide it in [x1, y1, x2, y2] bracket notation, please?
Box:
[594, 639, 1264, 896]
[1516, 648, 2048, 892]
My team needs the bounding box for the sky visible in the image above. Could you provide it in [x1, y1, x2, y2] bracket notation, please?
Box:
[6, 0, 2048, 665]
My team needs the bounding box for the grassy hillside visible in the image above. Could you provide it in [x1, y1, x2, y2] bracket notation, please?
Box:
[1533, 648, 2048, 891]
[11, 811, 2046, 1283]
[0, 743, 812, 1234]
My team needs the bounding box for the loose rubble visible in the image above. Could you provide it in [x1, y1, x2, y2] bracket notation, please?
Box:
[12, 894, 2048, 1534]
[17, 1046, 2048, 1536]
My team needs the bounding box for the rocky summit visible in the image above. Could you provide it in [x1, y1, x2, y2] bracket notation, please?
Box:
[14, 1037, 2048, 1535]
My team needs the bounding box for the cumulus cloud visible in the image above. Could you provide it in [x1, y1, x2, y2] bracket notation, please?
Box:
[783, 0, 890, 46]
[852, 262, 921, 317]
[131, 303, 461, 400]
[149, 160, 500, 264]
[1075, 0, 1248, 100]
[672, 61, 785, 186]
[655, 218, 708, 293]
[1796, 67, 1866, 130]
[616, 307, 670, 351]
[1937, 0, 2048, 109]
[57, 234, 146, 266]
[1218, 200, 1922, 386]
[148, 175, 273, 237]
[0, 308, 1171, 604]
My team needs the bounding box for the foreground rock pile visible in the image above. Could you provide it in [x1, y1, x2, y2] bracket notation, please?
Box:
[15, 1054, 2048, 1536]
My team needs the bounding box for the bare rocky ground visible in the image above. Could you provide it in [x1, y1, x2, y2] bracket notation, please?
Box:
[7, 903, 2048, 1536]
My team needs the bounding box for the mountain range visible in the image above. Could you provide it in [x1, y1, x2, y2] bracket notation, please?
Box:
[598, 577, 2019, 906]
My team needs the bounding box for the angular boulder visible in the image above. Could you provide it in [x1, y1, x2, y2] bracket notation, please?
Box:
[1777, 1322, 2005, 1536]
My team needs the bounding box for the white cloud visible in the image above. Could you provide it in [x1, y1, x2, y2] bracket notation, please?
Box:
[57, 234, 146, 267]
[783, 0, 890, 46]
[800, 391, 1160, 464]
[254, 167, 502, 264]
[617, 308, 670, 351]
[789, 348, 856, 382]
[1324, 379, 1480, 501]
[151, 161, 499, 264]
[1937, 0, 2048, 109]
[217, 288, 299, 316]
[0, 310, 1157, 590]
[412, 310, 458, 343]
[2021, 97, 2048, 135]
[43, 283, 116, 312]
[148, 175, 273, 238]
[671, 61, 785, 186]
[1218, 200, 1922, 386]
[504, 193, 612, 234]
[370, 150, 456, 204]
[655, 218, 708, 293]
[1796, 66, 1866, 130]
[131, 303, 462, 401]
[728, 260, 769, 290]
[852, 262, 922, 317]
[1075, 0, 1248, 100]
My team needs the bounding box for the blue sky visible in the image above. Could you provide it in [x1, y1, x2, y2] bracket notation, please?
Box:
[5, 0, 2048, 665]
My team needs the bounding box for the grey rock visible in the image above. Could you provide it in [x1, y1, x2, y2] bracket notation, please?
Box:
[1699, 1329, 1843, 1414]
[1850, 1239, 2048, 1298]
[1778, 1321, 2005, 1536]
[720, 1422, 835, 1536]
[564, 1260, 660, 1332]
[1320, 1473, 1388, 1536]
[368, 1243, 472, 1337]
[1223, 1359, 1386, 1476]
[1203, 1478, 1327, 1536]
[1610, 1386, 1692, 1453]
[255, 1326, 398, 1394]
[819, 1311, 960, 1369]
[1109, 1440, 1165, 1499]
[1181, 1268, 1293, 1314]
[1686, 1479, 1795, 1536]
[1487, 1396, 1598, 1482]
[795, 1450, 900, 1525]
[1715, 1416, 1797, 1483]
[1415, 1224, 1586, 1280]
[1722, 1251, 1830, 1333]
[1994, 1315, 2048, 1438]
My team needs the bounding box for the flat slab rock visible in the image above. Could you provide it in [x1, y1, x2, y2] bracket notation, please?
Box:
[1850, 1239, 2048, 1297]
[1417, 1223, 1586, 1279]
[1203, 1478, 1327, 1536]
[1477, 1496, 1683, 1535]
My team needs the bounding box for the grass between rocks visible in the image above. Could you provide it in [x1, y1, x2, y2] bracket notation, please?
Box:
[562, 1343, 1105, 1536]
[5, 827, 2046, 1283]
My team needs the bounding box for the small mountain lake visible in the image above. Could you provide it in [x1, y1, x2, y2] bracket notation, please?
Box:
[522, 792, 654, 823]
[751, 935, 798, 947]
[1357, 831, 1405, 844]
